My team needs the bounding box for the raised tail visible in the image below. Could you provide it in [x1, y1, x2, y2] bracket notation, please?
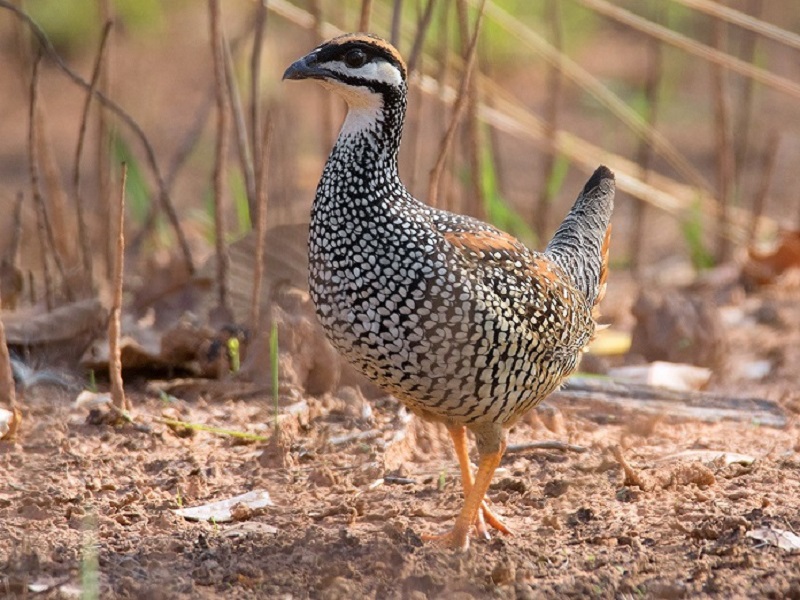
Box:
[544, 165, 615, 309]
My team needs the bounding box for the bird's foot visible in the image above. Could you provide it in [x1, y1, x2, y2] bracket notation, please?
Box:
[423, 503, 511, 551]
[422, 527, 471, 552]
[474, 500, 511, 539]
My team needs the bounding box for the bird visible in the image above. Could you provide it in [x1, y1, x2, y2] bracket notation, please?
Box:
[283, 33, 615, 551]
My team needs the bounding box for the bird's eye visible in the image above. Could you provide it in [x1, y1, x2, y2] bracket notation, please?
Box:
[344, 48, 368, 68]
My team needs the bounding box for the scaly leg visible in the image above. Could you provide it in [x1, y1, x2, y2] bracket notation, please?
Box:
[445, 425, 510, 538]
[429, 445, 505, 551]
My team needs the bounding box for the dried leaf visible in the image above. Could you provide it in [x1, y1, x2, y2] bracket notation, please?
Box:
[74, 390, 112, 410]
[744, 230, 800, 286]
[657, 450, 755, 467]
[747, 527, 800, 552]
[173, 490, 273, 522]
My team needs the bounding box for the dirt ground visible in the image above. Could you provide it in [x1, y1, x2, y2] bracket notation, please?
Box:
[2, 272, 800, 599]
[3, 4, 800, 599]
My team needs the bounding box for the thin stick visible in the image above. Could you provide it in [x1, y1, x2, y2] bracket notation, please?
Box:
[98, 0, 113, 280]
[747, 132, 779, 246]
[406, 0, 437, 75]
[611, 445, 649, 490]
[250, 111, 274, 328]
[390, 0, 403, 47]
[534, 0, 563, 243]
[414, 0, 450, 196]
[109, 163, 129, 412]
[28, 51, 73, 303]
[0, 0, 195, 274]
[358, 0, 373, 31]
[712, 9, 735, 263]
[210, 0, 232, 316]
[732, 0, 762, 185]
[455, 0, 484, 219]
[575, 0, 800, 102]
[427, 0, 486, 207]
[0, 294, 16, 411]
[8, 192, 24, 268]
[73, 20, 112, 289]
[250, 0, 267, 194]
[628, 2, 665, 274]
[506, 440, 588, 454]
[224, 33, 256, 220]
[309, 0, 334, 151]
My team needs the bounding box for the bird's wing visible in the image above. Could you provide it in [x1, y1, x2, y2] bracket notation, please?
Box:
[436, 217, 595, 354]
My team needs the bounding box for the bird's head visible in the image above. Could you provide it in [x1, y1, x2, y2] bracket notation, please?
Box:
[283, 33, 407, 111]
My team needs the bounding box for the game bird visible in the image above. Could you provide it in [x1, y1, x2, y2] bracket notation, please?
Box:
[284, 33, 615, 551]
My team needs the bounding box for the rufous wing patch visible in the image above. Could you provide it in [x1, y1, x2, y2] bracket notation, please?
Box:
[443, 229, 522, 256]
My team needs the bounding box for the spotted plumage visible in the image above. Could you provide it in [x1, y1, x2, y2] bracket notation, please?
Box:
[284, 34, 615, 550]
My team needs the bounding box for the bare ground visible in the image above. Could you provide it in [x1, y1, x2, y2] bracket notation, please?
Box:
[3, 276, 800, 599]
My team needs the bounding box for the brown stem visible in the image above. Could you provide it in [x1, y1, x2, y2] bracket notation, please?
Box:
[390, 0, 404, 47]
[250, 0, 268, 198]
[747, 132, 779, 246]
[712, 7, 735, 264]
[28, 51, 73, 303]
[455, 0, 484, 220]
[628, 2, 665, 273]
[210, 0, 232, 317]
[0, 300, 16, 411]
[73, 20, 113, 291]
[535, 0, 563, 243]
[251, 111, 274, 328]
[427, 0, 487, 208]
[406, 0, 438, 76]
[109, 163, 129, 412]
[224, 34, 256, 220]
[358, 0, 373, 31]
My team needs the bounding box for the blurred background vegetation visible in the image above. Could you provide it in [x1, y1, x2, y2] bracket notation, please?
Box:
[0, 0, 799, 312]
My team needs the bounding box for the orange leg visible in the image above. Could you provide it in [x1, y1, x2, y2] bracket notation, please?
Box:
[430, 445, 505, 551]
[423, 426, 510, 550]
[446, 425, 510, 538]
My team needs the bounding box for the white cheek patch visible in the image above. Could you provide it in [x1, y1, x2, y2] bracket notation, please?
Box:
[323, 60, 404, 89]
[315, 58, 404, 146]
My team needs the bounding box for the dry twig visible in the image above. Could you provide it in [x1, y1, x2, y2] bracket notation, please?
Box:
[358, 0, 373, 31]
[210, 0, 232, 317]
[628, 3, 665, 273]
[748, 132, 779, 245]
[455, 0, 485, 220]
[506, 440, 587, 454]
[712, 11, 735, 263]
[73, 20, 113, 289]
[224, 34, 256, 218]
[250, 112, 274, 328]
[534, 0, 563, 242]
[109, 164, 129, 412]
[0, 293, 16, 411]
[427, 0, 487, 207]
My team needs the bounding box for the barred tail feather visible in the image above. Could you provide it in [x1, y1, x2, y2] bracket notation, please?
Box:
[544, 165, 615, 308]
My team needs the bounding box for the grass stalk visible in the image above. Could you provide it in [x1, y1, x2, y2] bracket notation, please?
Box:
[109, 164, 129, 413]
[427, 0, 487, 208]
[210, 0, 232, 317]
[628, 1, 665, 274]
[358, 0, 373, 31]
[712, 8, 735, 263]
[534, 0, 563, 243]
[73, 20, 113, 292]
[456, 0, 486, 220]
